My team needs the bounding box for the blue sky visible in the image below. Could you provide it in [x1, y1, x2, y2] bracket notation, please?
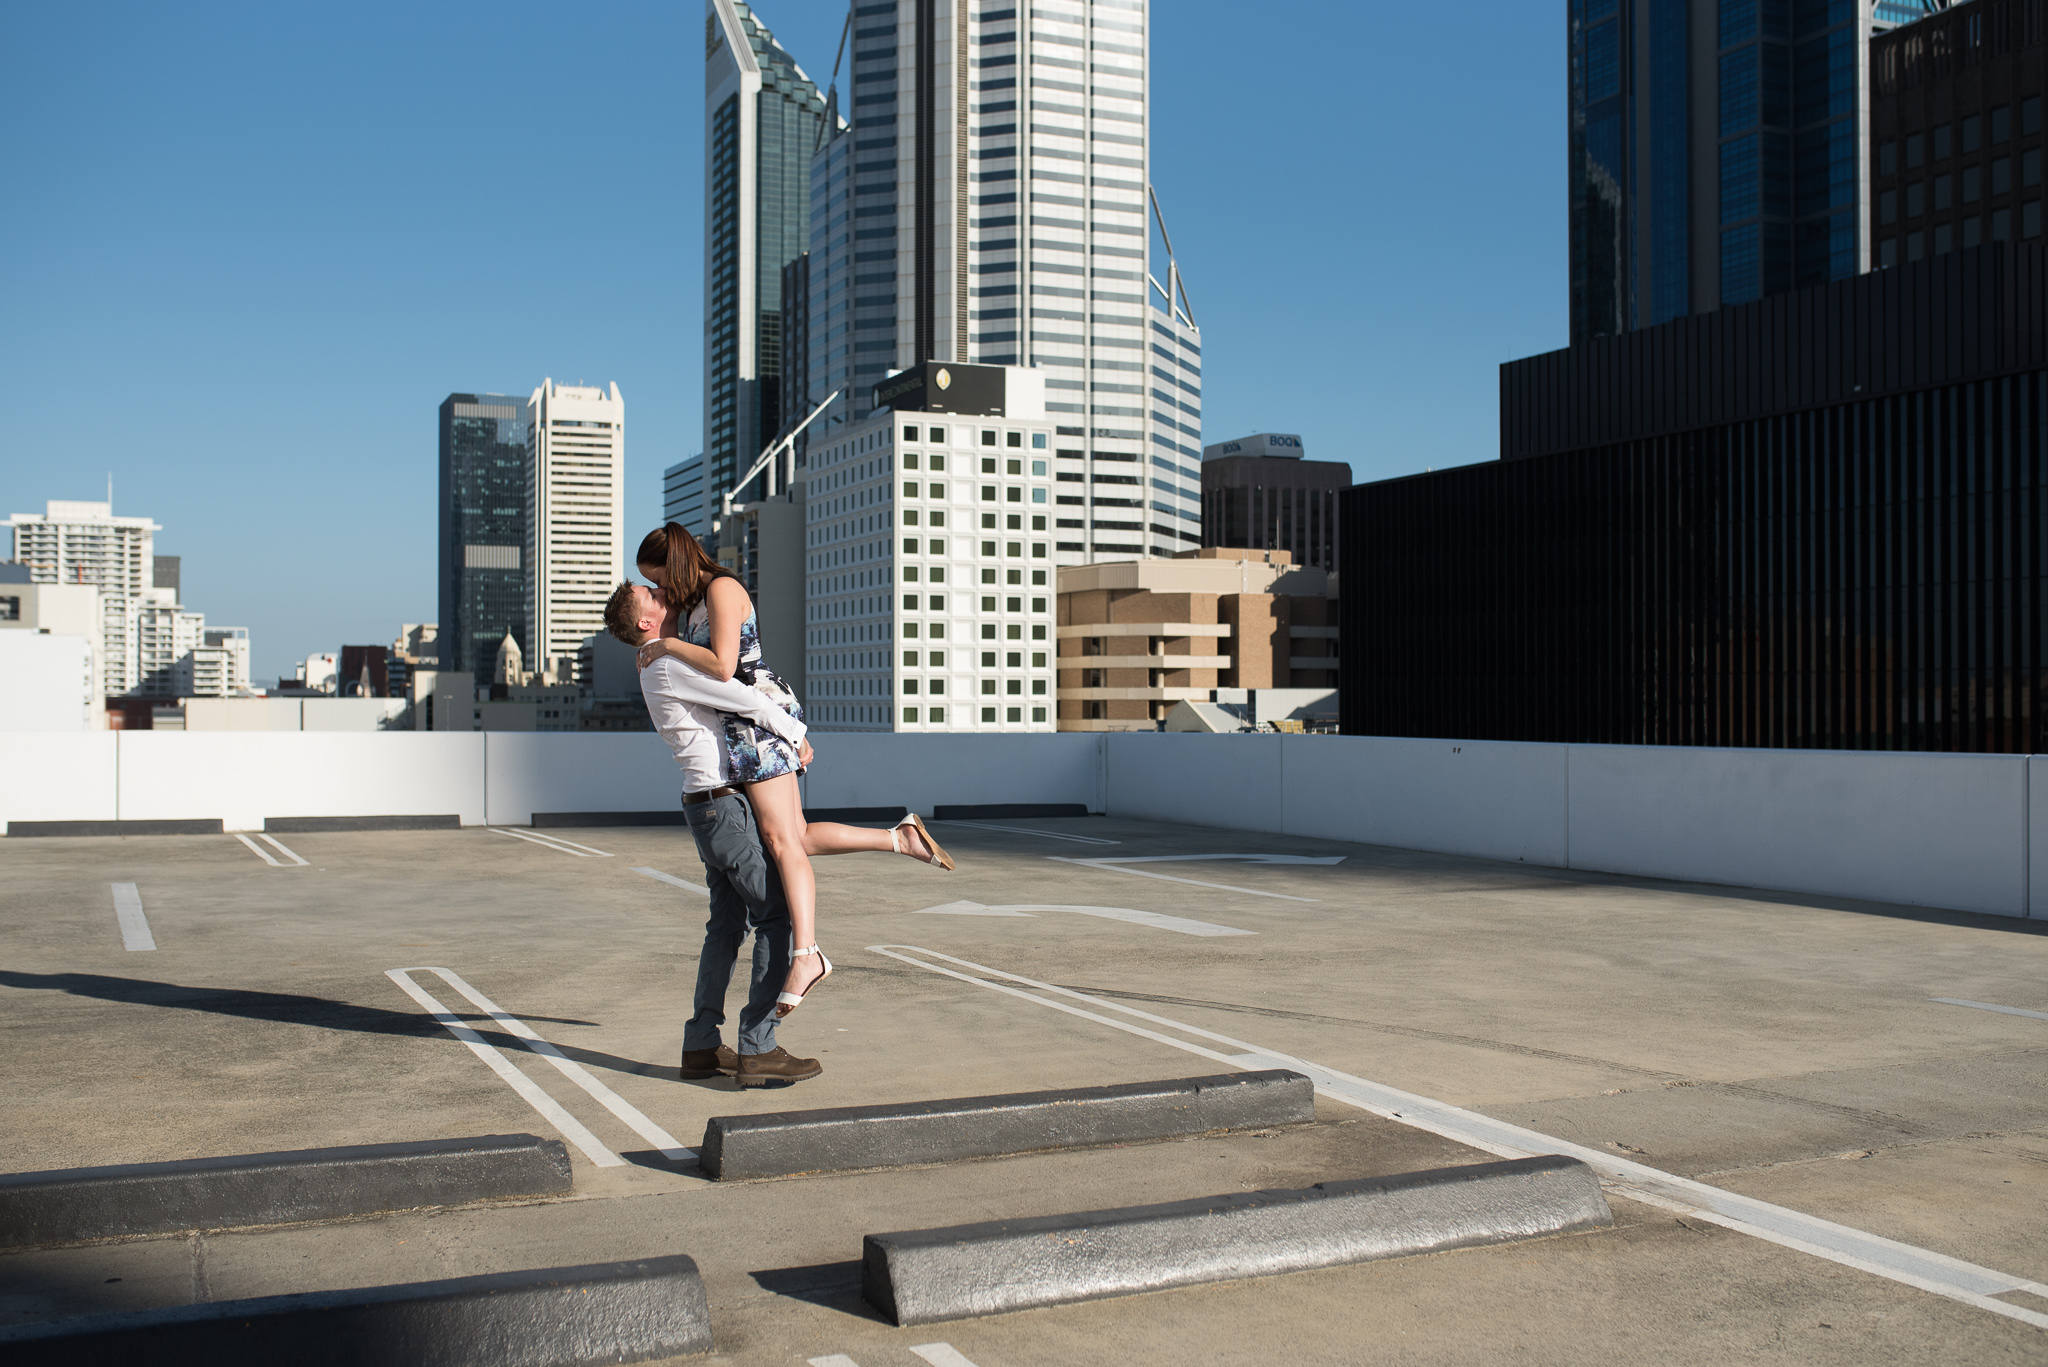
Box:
[0, 2, 1563, 682]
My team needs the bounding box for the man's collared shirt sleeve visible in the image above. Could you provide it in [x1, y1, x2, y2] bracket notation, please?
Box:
[646, 657, 806, 745]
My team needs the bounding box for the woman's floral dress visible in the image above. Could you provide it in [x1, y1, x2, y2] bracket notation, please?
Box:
[684, 600, 805, 782]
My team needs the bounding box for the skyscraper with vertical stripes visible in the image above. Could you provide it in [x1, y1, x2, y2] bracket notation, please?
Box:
[802, 0, 1202, 567]
[705, 1, 828, 515]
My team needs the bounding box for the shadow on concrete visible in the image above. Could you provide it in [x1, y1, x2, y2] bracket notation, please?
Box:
[619, 1150, 703, 1178]
[748, 1261, 878, 1318]
[0, 971, 671, 1082]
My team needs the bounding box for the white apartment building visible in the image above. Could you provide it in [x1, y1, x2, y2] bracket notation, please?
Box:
[804, 362, 1056, 733]
[803, 0, 1204, 567]
[2, 500, 165, 695]
[526, 380, 626, 676]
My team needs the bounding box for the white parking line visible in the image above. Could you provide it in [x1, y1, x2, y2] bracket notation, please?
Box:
[916, 899, 1252, 937]
[385, 968, 620, 1168]
[489, 827, 615, 858]
[939, 820, 1121, 845]
[234, 833, 310, 868]
[910, 1346, 985, 1367]
[258, 833, 309, 866]
[235, 834, 286, 867]
[870, 944, 2048, 1333]
[806, 1357, 861, 1367]
[407, 967, 694, 1165]
[110, 883, 156, 951]
[632, 867, 710, 895]
[1932, 997, 2048, 1023]
[1048, 853, 1339, 902]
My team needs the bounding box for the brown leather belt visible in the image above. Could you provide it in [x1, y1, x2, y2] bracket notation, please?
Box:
[682, 786, 743, 805]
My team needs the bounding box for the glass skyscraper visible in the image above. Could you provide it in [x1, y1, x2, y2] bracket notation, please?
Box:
[705, 1, 827, 515]
[802, 0, 1203, 565]
[1569, 1, 1928, 340]
[437, 393, 530, 681]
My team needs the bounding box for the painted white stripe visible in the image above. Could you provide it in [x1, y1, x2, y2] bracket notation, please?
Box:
[1932, 997, 2048, 1023]
[110, 883, 156, 951]
[915, 900, 1251, 937]
[235, 833, 285, 867]
[909, 1346, 983, 1367]
[1095, 854, 1346, 866]
[632, 867, 710, 896]
[1049, 855, 1319, 902]
[869, 944, 2048, 1333]
[258, 833, 309, 866]
[518, 830, 614, 857]
[423, 968, 694, 1163]
[806, 1356, 862, 1367]
[489, 827, 613, 858]
[384, 968, 621, 1168]
[938, 820, 1121, 845]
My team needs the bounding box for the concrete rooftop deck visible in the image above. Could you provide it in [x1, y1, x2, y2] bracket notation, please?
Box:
[2, 814, 2046, 1363]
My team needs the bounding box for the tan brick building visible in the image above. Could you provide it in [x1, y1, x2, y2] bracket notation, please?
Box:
[1055, 549, 1338, 731]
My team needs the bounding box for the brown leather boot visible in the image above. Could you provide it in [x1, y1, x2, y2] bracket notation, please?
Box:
[736, 1046, 823, 1087]
[680, 1044, 739, 1080]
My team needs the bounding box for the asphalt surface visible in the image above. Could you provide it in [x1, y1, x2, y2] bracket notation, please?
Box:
[2, 809, 2046, 1365]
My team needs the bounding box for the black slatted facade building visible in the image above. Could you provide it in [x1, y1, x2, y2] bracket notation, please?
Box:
[1342, 244, 2048, 752]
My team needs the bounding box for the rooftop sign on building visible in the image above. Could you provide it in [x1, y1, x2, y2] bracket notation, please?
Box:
[872, 361, 1007, 417]
[1202, 433, 1305, 462]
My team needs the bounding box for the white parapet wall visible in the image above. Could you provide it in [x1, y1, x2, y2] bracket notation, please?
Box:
[0, 730, 2037, 918]
[116, 732, 488, 830]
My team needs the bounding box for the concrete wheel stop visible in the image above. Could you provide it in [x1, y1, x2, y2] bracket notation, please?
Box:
[862, 1154, 1614, 1326]
[699, 1069, 1315, 1180]
[0, 1253, 713, 1365]
[0, 1133, 571, 1249]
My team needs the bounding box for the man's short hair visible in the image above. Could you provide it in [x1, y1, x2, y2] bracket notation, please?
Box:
[603, 582, 647, 646]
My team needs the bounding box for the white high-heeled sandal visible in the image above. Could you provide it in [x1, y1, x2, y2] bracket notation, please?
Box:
[891, 812, 955, 870]
[776, 944, 832, 1016]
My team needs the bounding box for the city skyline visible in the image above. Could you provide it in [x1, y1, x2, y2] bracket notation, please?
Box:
[0, 0, 1561, 682]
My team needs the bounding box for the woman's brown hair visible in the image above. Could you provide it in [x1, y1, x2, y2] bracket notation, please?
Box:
[635, 523, 736, 617]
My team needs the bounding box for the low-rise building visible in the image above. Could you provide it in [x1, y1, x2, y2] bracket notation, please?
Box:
[1055, 548, 1339, 731]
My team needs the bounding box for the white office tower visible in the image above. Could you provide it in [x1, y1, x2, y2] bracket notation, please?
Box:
[2, 499, 165, 696]
[804, 0, 1202, 565]
[806, 361, 1055, 733]
[525, 380, 626, 676]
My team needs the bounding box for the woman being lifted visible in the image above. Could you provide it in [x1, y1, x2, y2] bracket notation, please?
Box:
[632, 524, 953, 1016]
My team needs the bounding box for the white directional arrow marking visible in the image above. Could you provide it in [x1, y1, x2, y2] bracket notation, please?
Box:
[914, 900, 1251, 937]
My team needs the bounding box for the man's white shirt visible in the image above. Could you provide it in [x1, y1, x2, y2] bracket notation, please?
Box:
[639, 656, 807, 793]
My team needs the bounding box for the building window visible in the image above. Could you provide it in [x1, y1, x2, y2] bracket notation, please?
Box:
[1906, 182, 1924, 217]
[1878, 140, 1896, 175]
[903, 678, 918, 694]
[928, 679, 944, 695]
[981, 679, 996, 695]
[1934, 123, 1953, 161]
[1962, 166, 1981, 204]
[930, 426, 947, 444]
[928, 595, 944, 610]
[903, 650, 918, 666]
[1906, 229, 1924, 261]
[1031, 707, 1046, 723]
[1880, 189, 1898, 224]
[1007, 707, 1021, 722]
[904, 708, 918, 723]
[1032, 433, 1047, 449]
[1906, 132, 1925, 168]
[903, 426, 918, 442]
[1934, 174, 1952, 211]
[1031, 680, 1046, 695]
[1960, 117, 1980, 155]
[1964, 216, 1983, 247]
[1934, 222, 1952, 254]
[1992, 208, 2011, 241]
[981, 707, 997, 722]
[2025, 201, 2042, 240]
[981, 430, 997, 446]
[929, 707, 944, 723]
[2025, 97, 2043, 136]
[1992, 157, 2011, 196]
[1991, 105, 2010, 145]
[2025, 150, 2042, 189]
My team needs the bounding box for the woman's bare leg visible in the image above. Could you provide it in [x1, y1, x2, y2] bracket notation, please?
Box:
[741, 774, 829, 1006]
[798, 820, 935, 861]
